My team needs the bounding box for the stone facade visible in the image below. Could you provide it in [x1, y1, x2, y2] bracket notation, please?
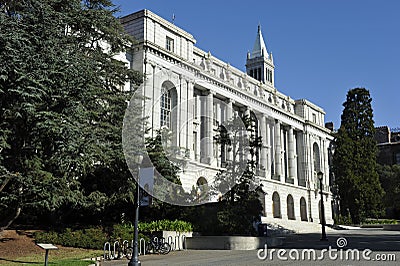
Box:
[120, 10, 334, 224]
[375, 126, 400, 165]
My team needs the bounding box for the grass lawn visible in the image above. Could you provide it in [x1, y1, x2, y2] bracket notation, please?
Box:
[0, 248, 102, 266]
[0, 230, 103, 266]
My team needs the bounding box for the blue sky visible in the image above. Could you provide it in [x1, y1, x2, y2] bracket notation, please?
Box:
[113, 0, 399, 129]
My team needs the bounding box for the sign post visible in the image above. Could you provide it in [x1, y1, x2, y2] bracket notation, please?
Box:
[36, 243, 58, 266]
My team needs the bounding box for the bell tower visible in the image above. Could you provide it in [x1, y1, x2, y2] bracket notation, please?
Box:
[246, 25, 274, 86]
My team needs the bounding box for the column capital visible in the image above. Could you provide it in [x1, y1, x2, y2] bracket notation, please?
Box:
[187, 79, 196, 85]
[256, 112, 268, 119]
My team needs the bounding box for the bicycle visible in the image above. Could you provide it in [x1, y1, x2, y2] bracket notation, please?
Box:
[110, 239, 133, 260]
[146, 236, 171, 255]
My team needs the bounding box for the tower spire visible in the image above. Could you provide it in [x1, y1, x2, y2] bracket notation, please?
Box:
[251, 24, 268, 59]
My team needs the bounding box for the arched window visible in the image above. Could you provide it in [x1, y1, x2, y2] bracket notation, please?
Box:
[287, 194, 295, 220]
[300, 197, 308, 221]
[160, 85, 172, 128]
[196, 177, 208, 202]
[272, 192, 281, 218]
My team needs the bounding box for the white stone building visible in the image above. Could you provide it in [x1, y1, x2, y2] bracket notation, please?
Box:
[121, 10, 334, 224]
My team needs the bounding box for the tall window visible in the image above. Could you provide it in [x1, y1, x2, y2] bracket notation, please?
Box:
[160, 87, 172, 128]
[166, 36, 174, 52]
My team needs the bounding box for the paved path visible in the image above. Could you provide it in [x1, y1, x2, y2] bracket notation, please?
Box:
[100, 228, 400, 265]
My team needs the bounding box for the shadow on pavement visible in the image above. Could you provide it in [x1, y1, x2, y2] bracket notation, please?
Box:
[282, 231, 400, 252]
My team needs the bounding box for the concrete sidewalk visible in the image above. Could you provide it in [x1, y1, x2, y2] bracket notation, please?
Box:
[95, 228, 400, 265]
[96, 250, 266, 266]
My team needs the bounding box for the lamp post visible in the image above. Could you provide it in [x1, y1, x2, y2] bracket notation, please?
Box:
[317, 171, 328, 241]
[129, 154, 143, 266]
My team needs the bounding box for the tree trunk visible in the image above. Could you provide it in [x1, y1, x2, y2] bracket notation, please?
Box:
[0, 207, 22, 233]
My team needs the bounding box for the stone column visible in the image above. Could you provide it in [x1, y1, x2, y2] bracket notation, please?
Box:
[195, 94, 201, 161]
[288, 126, 296, 184]
[226, 99, 233, 121]
[200, 93, 207, 162]
[202, 90, 214, 164]
[300, 130, 313, 222]
[322, 139, 329, 190]
[215, 101, 221, 166]
[244, 107, 252, 163]
[178, 75, 187, 153]
[259, 114, 267, 178]
[186, 80, 194, 159]
[266, 120, 271, 179]
[225, 99, 234, 163]
[274, 119, 282, 180]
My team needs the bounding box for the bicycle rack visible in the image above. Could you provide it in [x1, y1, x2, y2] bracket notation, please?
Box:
[181, 235, 187, 250]
[103, 242, 111, 260]
[112, 241, 120, 259]
[122, 240, 129, 256]
[139, 238, 146, 255]
[167, 236, 175, 251]
[175, 236, 180, 250]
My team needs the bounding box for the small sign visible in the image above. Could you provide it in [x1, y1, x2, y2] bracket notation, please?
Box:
[37, 243, 58, 266]
[37, 243, 58, 250]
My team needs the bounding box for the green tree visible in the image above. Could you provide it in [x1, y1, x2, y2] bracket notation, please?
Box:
[0, 0, 142, 230]
[140, 129, 183, 220]
[145, 129, 183, 186]
[332, 88, 384, 224]
[212, 114, 263, 235]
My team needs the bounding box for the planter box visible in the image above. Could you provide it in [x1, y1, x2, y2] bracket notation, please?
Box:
[148, 231, 193, 250]
[383, 224, 400, 231]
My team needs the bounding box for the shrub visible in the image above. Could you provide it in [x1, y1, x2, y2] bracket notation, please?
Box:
[34, 227, 107, 250]
[33, 219, 193, 250]
[334, 214, 353, 225]
[363, 219, 398, 225]
[138, 219, 193, 233]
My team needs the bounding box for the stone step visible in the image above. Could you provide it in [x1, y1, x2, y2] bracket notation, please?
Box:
[260, 216, 335, 234]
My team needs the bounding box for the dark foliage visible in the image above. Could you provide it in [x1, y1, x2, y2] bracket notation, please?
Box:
[332, 88, 384, 223]
[0, 0, 143, 230]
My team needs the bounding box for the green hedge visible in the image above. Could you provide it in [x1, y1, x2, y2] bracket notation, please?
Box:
[34, 227, 107, 250]
[363, 219, 398, 225]
[34, 219, 193, 250]
[138, 219, 193, 233]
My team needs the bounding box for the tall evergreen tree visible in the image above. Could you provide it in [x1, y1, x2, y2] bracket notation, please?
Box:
[0, 0, 142, 230]
[332, 88, 383, 223]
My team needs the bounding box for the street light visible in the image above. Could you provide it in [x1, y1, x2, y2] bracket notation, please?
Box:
[317, 171, 328, 241]
[129, 153, 143, 266]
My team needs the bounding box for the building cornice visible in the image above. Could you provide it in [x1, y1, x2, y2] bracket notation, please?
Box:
[121, 9, 196, 43]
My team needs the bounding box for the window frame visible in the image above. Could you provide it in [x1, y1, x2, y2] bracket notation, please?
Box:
[166, 36, 174, 52]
